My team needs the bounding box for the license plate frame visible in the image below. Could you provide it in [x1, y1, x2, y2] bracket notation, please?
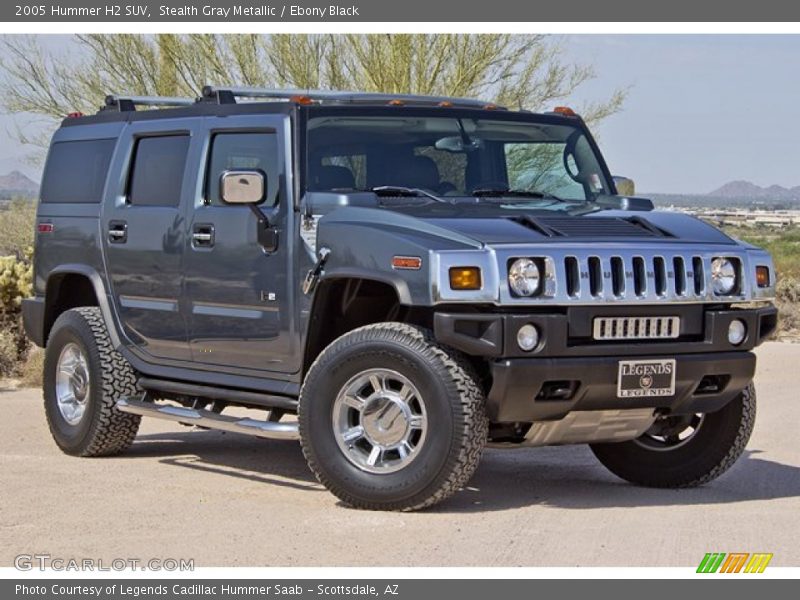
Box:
[617, 359, 677, 398]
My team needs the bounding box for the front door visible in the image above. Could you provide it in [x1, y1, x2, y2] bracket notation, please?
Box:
[183, 116, 297, 373]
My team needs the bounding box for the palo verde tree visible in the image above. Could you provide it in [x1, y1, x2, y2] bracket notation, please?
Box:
[1, 34, 626, 160]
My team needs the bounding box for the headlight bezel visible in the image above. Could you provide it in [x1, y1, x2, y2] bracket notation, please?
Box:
[508, 257, 543, 297]
[711, 257, 739, 296]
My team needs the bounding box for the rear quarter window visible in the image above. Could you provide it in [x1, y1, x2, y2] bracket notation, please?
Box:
[39, 139, 116, 203]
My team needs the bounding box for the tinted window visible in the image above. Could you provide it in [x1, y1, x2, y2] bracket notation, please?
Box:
[206, 132, 280, 205]
[129, 135, 190, 207]
[40, 139, 115, 203]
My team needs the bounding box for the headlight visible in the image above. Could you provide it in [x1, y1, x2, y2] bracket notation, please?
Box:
[508, 258, 541, 296]
[711, 257, 737, 295]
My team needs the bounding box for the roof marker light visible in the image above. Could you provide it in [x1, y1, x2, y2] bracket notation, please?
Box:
[553, 106, 578, 116]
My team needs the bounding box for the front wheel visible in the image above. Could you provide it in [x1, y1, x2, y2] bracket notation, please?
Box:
[298, 323, 488, 511]
[590, 383, 756, 488]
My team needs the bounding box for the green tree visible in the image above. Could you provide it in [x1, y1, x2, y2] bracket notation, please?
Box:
[1, 34, 626, 159]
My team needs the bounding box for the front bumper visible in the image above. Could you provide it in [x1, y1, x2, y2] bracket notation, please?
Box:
[433, 304, 776, 422]
[487, 351, 755, 422]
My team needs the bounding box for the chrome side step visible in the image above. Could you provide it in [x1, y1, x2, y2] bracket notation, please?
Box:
[117, 397, 299, 441]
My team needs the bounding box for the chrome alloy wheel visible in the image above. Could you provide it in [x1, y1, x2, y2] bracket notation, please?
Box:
[333, 368, 428, 474]
[55, 342, 91, 426]
[634, 413, 705, 451]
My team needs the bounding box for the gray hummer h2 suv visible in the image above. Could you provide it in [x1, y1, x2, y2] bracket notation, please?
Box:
[23, 87, 778, 510]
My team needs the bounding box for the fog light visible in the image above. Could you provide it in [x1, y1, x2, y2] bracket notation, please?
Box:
[517, 324, 539, 351]
[728, 319, 747, 345]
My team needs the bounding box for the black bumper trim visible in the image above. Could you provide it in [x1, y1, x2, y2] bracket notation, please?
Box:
[434, 305, 778, 358]
[487, 351, 756, 423]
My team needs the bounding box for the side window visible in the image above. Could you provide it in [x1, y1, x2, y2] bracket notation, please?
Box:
[206, 132, 280, 205]
[40, 139, 116, 203]
[128, 135, 190, 207]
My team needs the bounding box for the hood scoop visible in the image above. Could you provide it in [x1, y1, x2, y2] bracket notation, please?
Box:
[510, 215, 673, 239]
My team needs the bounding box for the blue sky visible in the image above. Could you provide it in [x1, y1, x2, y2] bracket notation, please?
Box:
[562, 35, 800, 193]
[1, 34, 799, 194]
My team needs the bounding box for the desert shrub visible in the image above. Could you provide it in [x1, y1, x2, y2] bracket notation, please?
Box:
[0, 329, 17, 376]
[0, 199, 36, 257]
[19, 347, 43, 387]
[0, 253, 33, 310]
[776, 276, 800, 304]
[0, 252, 34, 370]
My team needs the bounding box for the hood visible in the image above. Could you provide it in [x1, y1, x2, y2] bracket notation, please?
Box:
[412, 208, 736, 246]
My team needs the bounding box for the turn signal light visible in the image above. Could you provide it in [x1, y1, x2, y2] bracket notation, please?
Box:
[289, 95, 314, 105]
[756, 266, 770, 288]
[449, 267, 482, 290]
[392, 256, 422, 270]
[388, 99, 405, 106]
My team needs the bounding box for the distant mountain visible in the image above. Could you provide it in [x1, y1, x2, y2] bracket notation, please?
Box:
[0, 170, 39, 199]
[708, 180, 800, 200]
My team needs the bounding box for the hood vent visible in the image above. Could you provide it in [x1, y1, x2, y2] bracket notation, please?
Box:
[510, 215, 673, 239]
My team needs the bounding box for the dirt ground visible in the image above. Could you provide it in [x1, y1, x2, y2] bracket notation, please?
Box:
[1, 341, 798, 567]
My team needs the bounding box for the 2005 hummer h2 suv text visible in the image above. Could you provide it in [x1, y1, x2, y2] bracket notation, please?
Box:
[23, 87, 778, 510]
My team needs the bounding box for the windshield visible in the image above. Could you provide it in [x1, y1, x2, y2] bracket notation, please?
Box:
[306, 113, 611, 202]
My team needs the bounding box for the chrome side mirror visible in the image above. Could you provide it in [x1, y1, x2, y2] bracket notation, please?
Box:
[220, 170, 266, 205]
[613, 176, 636, 197]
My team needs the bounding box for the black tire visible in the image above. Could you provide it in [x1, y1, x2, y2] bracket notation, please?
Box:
[43, 307, 141, 457]
[299, 323, 488, 511]
[590, 383, 756, 488]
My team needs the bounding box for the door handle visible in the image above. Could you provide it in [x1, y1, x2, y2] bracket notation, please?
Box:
[108, 221, 127, 244]
[192, 224, 215, 248]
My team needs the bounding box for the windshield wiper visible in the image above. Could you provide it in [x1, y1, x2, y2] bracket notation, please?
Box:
[471, 187, 569, 203]
[369, 185, 451, 204]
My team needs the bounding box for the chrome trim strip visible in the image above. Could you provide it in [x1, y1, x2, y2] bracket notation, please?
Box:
[118, 295, 178, 312]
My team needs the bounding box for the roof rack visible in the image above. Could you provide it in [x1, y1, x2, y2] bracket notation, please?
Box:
[101, 95, 197, 112]
[200, 85, 504, 109]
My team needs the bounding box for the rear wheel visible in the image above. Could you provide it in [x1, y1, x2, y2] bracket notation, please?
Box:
[590, 383, 756, 487]
[299, 323, 487, 511]
[44, 307, 141, 456]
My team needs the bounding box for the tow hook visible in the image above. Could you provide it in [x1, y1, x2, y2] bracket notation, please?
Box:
[303, 247, 331, 295]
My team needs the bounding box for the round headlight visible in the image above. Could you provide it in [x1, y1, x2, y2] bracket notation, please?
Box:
[711, 257, 737, 295]
[508, 258, 541, 296]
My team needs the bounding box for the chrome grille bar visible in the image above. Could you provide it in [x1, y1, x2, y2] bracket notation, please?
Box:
[593, 316, 681, 340]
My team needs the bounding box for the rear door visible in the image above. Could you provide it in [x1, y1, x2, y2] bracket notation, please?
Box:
[102, 119, 202, 362]
[183, 114, 298, 373]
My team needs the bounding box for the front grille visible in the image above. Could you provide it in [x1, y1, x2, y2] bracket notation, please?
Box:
[593, 316, 680, 340]
[563, 253, 710, 301]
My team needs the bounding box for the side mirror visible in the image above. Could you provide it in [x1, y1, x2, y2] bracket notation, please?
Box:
[220, 170, 266, 205]
[613, 176, 636, 197]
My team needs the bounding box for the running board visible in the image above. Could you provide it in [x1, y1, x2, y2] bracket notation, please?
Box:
[117, 397, 299, 441]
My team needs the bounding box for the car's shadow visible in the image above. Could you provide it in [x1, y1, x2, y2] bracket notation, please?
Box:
[128, 429, 800, 512]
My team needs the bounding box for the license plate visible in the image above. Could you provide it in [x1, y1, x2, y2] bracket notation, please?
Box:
[617, 359, 676, 398]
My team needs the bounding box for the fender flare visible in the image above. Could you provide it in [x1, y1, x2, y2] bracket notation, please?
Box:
[45, 264, 125, 349]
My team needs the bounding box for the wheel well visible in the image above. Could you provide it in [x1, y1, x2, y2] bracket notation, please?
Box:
[303, 278, 433, 375]
[43, 273, 99, 344]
